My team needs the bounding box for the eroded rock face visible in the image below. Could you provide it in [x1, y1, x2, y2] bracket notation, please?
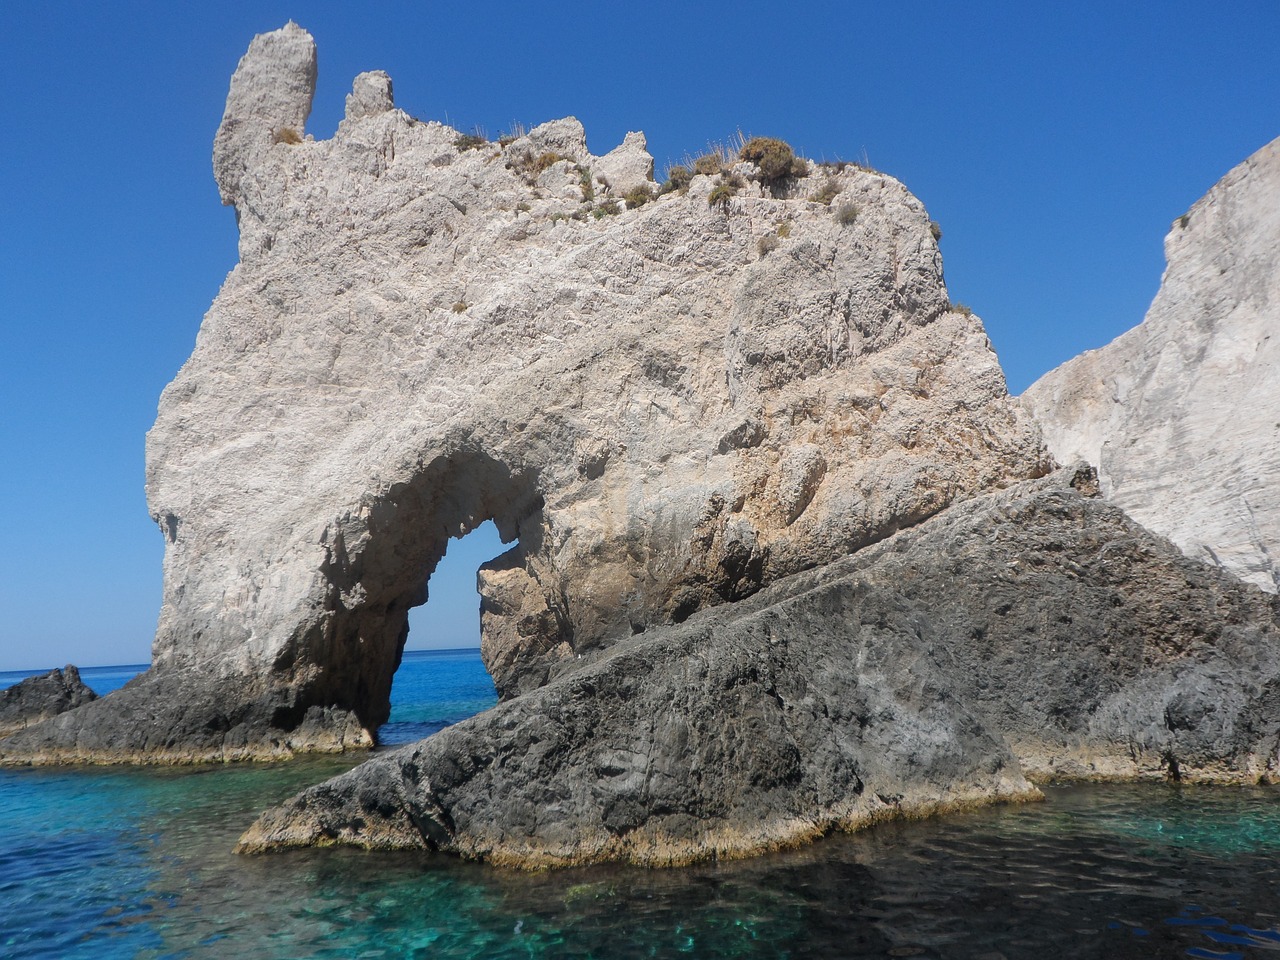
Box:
[238, 469, 1280, 867]
[0, 24, 1046, 762]
[1023, 136, 1280, 592]
[0, 666, 97, 738]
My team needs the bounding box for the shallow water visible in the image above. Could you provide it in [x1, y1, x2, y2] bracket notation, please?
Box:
[3, 651, 1279, 959]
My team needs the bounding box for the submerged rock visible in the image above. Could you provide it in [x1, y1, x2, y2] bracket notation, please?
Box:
[1023, 136, 1280, 593]
[0, 24, 1046, 762]
[239, 469, 1280, 867]
[0, 666, 97, 739]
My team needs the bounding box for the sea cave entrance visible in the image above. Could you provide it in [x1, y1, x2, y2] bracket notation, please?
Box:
[378, 520, 505, 746]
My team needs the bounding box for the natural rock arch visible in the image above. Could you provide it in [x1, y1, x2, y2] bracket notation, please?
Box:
[0, 23, 1046, 762]
[279, 446, 543, 734]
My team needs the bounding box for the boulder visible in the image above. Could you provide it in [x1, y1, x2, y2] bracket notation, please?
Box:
[1023, 136, 1280, 593]
[0, 666, 97, 738]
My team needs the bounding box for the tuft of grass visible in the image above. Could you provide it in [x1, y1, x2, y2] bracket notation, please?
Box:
[740, 136, 807, 185]
[693, 153, 725, 177]
[660, 165, 693, 195]
[708, 181, 737, 213]
[453, 133, 487, 151]
[834, 202, 858, 226]
[508, 150, 565, 183]
[452, 301, 469, 313]
[533, 152, 564, 174]
[578, 167, 595, 202]
[929, 221, 942, 241]
[516, 201, 532, 213]
[757, 233, 780, 256]
[810, 178, 842, 206]
[950, 302, 973, 316]
[272, 126, 303, 145]
[624, 185, 654, 208]
[497, 121, 528, 146]
[591, 200, 621, 219]
[777, 221, 792, 238]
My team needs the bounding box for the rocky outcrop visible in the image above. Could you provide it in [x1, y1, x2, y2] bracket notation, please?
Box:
[0, 666, 97, 738]
[0, 25, 1047, 763]
[238, 468, 1280, 867]
[1023, 136, 1280, 593]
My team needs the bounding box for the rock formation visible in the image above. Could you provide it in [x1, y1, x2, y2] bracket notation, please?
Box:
[239, 468, 1280, 867]
[0, 24, 1048, 762]
[0, 666, 97, 738]
[1023, 136, 1280, 593]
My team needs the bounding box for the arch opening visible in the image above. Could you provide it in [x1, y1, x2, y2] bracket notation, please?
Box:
[378, 521, 505, 746]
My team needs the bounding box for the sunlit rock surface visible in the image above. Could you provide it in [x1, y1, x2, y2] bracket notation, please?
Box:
[0, 24, 1047, 761]
[1023, 136, 1280, 593]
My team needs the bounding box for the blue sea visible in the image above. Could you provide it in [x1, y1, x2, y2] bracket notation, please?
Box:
[3, 650, 1280, 959]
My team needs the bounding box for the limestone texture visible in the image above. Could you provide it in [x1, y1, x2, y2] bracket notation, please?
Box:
[239, 468, 1280, 867]
[0, 666, 97, 738]
[0, 24, 1047, 762]
[1023, 136, 1280, 593]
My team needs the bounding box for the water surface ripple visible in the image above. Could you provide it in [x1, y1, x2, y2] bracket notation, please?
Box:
[3, 652, 1279, 958]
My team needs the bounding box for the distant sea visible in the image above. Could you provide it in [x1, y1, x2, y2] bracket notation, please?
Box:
[3, 649, 1280, 959]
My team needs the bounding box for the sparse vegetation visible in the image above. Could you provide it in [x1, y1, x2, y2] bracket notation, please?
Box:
[740, 136, 807, 186]
[533, 152, 564, 175]
[950, 302, 973, 316]
[810, 179, 842, 206]
[578, 167, 595, 202]
[777, 221, 792, 239]
[709, 181, 737, 213]
[453, 133, 487, 151]
[272, 126, 303, 145]
[497, 121, 528, 146]
[516, 201, 532, 213]
[929, 221, 943, 241]
[660, 165, 693, 195]
[834, 202, 859, 226]
[452, 301, 469, 313]
[624, 185, 654, 208]
[757, 233, 780, 256]
[508, 150, 565, 183]
[693, 153, 725, 177]
[592, 200, 621, 219]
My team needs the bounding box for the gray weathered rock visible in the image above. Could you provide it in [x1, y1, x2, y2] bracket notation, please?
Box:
[238, 468, 1280, 866]
[0, 666, 97, 738]
[0, 24, 1046, 763]
[212, 20, 316, 206]
[1023, 136, 1280, 592]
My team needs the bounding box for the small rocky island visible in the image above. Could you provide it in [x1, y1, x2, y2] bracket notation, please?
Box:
[3, 24, 1278, 869]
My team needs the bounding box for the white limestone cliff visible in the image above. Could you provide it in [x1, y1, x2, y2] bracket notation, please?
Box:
[1023, 137, 1280, 592]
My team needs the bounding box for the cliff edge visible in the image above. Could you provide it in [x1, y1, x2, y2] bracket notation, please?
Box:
[1023, 136, 1280, 593]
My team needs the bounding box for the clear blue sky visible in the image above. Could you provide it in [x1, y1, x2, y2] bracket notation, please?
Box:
[1, 1, 1276, 671]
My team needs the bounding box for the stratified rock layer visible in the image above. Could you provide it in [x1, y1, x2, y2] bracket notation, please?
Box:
[239, 470, 1280, 867]
[1023, 136, 1280, 592]
[0, 666, 97, 738]
[0, 25, 1046, 762]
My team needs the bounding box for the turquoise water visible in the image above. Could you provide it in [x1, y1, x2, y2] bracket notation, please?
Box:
[3, 652, 1280, 959]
